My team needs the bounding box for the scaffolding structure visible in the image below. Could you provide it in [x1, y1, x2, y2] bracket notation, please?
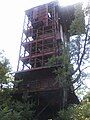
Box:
[17, 1, 74, 71]
[15, 1, 79, 120]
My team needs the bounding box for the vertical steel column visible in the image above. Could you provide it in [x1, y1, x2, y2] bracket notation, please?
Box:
[17, 14, 26, 71]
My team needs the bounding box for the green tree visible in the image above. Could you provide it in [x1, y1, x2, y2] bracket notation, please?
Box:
[83, 91, 90, 102]
[69, 3, 85, 35]
[56, 92, 90, 120]
[69, 2, 90, 93]
[0, 89, 35, 120]
[56, 103, 90, 120]
[0, 50, 11, 89]
[0, 50, 35, 120]
[48, 3, 90, 108]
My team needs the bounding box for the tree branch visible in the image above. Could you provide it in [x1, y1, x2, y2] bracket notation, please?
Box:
[71, 27, 89, 77]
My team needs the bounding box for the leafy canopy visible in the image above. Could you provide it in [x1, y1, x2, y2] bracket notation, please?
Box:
[0, 50, 11, 85]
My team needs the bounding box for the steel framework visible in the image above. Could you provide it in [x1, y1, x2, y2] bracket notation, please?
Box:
[15, 1, 79, 120]
[17, 1, 74, 71]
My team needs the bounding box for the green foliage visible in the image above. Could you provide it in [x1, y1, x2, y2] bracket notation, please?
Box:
[0, 50, 11, 84]
[0, 89, 12, 107]
[47, 43, 73, 108]
[47, 44, 72, 88]
[69, 3, 85, 35]
[0, 89, 35, 120]
[47, 56, 57, 66]
[55, 93, 90, 120]
[83, 91, 90, 102]
[47, 3, 89, 108]
[0, 110, 21, 120]
[56, 102, 90, 120]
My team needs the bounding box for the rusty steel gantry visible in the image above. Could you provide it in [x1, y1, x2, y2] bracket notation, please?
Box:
[15, 1, 79, 120]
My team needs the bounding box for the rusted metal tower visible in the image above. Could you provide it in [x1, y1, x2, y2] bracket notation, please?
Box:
[15, 1, 79, 120]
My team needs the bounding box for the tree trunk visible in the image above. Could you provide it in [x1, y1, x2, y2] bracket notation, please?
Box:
[62, 88, 68, 108]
